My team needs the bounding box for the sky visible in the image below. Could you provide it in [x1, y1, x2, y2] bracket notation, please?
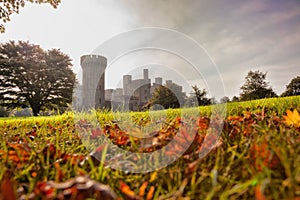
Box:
[1, 0, 300, 100]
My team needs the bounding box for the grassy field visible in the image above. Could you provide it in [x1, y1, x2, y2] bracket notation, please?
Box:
[0, 96, 299, 199]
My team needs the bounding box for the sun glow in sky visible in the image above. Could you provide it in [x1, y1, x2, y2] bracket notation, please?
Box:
[1, 0, 300, 100]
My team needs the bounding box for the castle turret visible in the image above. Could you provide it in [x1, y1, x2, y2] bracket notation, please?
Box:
[166, 80, 173, 85]
[143, 69, 149, 80]
[81, 55, 107, 109]
[155, 77, 163, 85]
[123, 75, 132, 96]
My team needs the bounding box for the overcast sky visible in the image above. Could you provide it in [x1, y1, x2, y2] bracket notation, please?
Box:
[1, 0, 300, 99]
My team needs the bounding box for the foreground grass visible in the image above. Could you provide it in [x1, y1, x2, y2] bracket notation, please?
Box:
[0, 96, 299, 199]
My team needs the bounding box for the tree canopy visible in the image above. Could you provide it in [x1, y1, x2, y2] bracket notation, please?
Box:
[0, 40, 76, 116]
[281, 76, 300, 97]
[220, 96, 230, 104]
[147, 85, 186, 109]
[240, 70, 277, 101]
[191, 85, 211, 106]
[0, 0, 60, 33]
[231, 96, 239, 102]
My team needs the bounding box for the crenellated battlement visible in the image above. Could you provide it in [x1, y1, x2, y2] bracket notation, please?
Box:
[80, 54, 107, 67]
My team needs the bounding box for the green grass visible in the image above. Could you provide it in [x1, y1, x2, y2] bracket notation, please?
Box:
[0, 96, 300, 199]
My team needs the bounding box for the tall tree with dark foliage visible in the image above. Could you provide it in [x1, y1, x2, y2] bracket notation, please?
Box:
[281, 76, 300, 97]
[147, 85, 186, 109]
[240, 70, 277, 101]
[0, 41, 76, 116]
[192, 85, 211, 106]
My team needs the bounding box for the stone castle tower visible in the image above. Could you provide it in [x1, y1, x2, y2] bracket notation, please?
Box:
[80, 55, 107, 109]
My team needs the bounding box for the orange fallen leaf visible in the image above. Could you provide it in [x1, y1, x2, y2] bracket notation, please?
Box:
[119, 181, 139, 199]
[254, 184, 266, 200]
[0, 143, 31, 165]
[250, 138, 279, 171]
[146, 186, 155, 200]
[227, 116, 243, 122]
[31, 171, 38, 178]
[54, 162, 64, 182]
[196, 117, 210, 130]
[139, 182, 148, 197]
[283, 109, 300, 128]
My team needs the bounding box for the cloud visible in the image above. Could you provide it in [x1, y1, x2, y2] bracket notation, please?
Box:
[101, 0, 300, 97]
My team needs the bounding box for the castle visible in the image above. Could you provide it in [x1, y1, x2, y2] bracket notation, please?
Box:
[77, 54, 184, 111]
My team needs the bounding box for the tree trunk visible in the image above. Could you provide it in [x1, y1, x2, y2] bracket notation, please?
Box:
[32, 107, 39, 116]
[30, 102, 40, 116]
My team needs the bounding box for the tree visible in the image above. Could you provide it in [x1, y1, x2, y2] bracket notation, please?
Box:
[240, 70, 277, 101]
[0, 41, 76, 116]
[231, 96, 239, 102]
[191, 85, 211, 106]
[0, 99, 9, 117]
[281, 76, 300, 97]
[0, 0, 60, 33]
[0, 106, 9, 117]
[220, 96, 230, 104]
[147, 85, 185, 109]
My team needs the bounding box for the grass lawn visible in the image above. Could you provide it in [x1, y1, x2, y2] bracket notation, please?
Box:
[0, 96, 299, 199]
